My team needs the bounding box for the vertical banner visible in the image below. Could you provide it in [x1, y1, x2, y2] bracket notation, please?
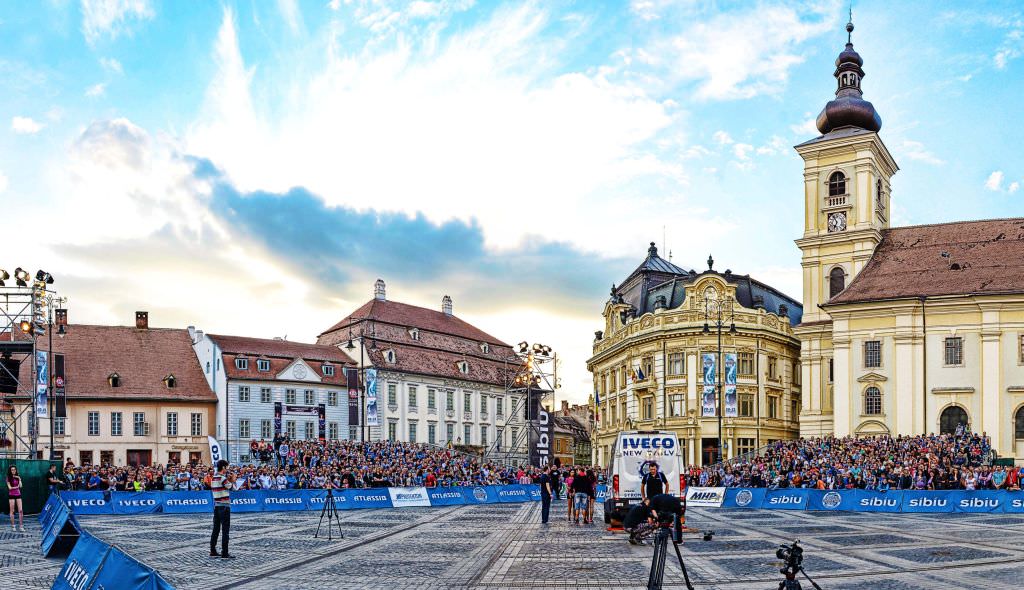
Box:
[701, 353, 716, 417]
[724, 353, 738, 418]
[347, 369, 360, 429]
[208, 436, 223, 463]
[273, 402, 282, 438]
[35, 350, 49, 418]
[528, 388, 552, 467]
[317, 404, 326, 442]
[54, 354, 66, 418]
[365, 368, 379, 427]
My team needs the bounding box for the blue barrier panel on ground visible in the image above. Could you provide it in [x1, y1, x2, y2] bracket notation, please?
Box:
[88, 545, 161, 590]
[111, 491, 164, 515]
[806, 489, 860, 512]
[1004, 492, 1024, 513]
[62, 491, 112, 515]
[41, 501, 73, 556]
[952, 490, 1004, 513]
[261, 489, 306, 511]
[722, 488, 766, 509]
[229, 490, 262, 513]
[900, 490, 956, 513]
[762, 488, 809, 510]
[595, 485, 607, 501]
[342, 489, 393, 509]
[853, 490, 903, 512]
[51, 531, 111, 590]
[427, 487, 466, 506]
[162, 491, 213, 514]
[460, 486, 500, 505]
[40, 493, 62, 526]
[495, 485, 533, 503]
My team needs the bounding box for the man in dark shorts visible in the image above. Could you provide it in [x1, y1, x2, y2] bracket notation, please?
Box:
[623, 493, 685, 545]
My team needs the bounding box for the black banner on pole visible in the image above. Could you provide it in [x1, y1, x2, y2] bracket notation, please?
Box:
[54, 354, 66, 418]
[347, 370, 359, 428]
[527, 388, 552, 468]
[318, 403, 326, 442]
[273, 402, 282, 438]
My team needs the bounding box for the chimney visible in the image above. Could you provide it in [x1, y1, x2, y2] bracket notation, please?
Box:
[135, 311, 149, 330]
[374, 279, 386, 301]
[55, 309, 68, 327]
[561, 400, 570, 416]
[441, 295, 453, 316]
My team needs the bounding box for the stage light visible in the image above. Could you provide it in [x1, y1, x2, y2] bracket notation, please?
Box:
[35, 270, 54, 284]
[0, 269, 8, 286]
[14, 267, 29, 287]
[19, 320, 32, 333]
[517, 341, 529, 354]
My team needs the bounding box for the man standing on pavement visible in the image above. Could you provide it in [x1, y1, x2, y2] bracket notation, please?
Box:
[641, 462, 669, 502]
[539, 465, 552, 524]
[210, 460, 236, 559]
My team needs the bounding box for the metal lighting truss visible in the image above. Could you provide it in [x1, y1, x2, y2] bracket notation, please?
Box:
[0, 282, 49, 458]
[485, 345, 557, 466]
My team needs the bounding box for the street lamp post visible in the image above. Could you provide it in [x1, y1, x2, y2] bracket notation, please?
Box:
[702, 291, 735, 464]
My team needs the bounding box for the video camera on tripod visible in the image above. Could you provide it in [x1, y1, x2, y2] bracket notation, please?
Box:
[776, 540, 822, 590]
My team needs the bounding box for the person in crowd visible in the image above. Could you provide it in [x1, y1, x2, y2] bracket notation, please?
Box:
[570, 467, 590, 525]
[7, 466, 24, 532]
[538, 465, 552, 524]
[46, 464, 63, 496]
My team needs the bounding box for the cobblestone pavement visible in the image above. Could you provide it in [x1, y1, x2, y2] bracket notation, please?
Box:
[4, 500, 1024, 589]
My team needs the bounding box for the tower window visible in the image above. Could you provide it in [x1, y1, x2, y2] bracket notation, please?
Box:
[828, 171, 846, 196]
[829, 267, 846, 298]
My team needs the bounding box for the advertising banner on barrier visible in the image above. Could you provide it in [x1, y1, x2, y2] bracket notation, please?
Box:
[40, 493, 62, 526]
[230, 490, 263, 513]
[686, 487, 726, 507]
[388, 487, 431, 507]
[900, 491, 956, 513]
[63, 491, 111, 515]
[305, 489, 350, 511]
[496, 485, 532, 503]
[427, 488, 466, 506]
[40, 500, 80, 557]
[89, 546, 159, 590]
[806, 490, 859, 512]
[162, 491, 213, 513]
[763, 488, 809, 510]
[461, 486, 501, 504]
[854, 490, 903, 513]
[1005, 493, 1024, 513]
[596, 485, 608, 501]
[723, 487, 766, 509]
[52, 531, 110, 590]
[111, 491, 164, 515]
[952, 490, 1003, 513]
[344, 490, 393, 509]
[262, 489, 307, 511]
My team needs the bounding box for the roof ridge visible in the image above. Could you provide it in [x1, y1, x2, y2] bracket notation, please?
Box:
[887, 216, 1024, 232]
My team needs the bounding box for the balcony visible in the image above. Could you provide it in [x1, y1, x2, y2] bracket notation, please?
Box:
[823, 194, 849, 210]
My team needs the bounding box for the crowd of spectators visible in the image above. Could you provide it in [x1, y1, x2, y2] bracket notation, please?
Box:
[56, 439, 538, 492]
[685, 430, 1023, 491]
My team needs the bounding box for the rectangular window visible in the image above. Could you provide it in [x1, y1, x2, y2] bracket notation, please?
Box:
[737, 438, 756, 456]
[238, 386, 250, 402]
[1020, 334, 1024, 364]
[446, 391, 454, 411]
[132, 412, 145, 436]
[304, 421, 315, 440]
[235, 358, 248, 370]
[480, 425, 488, 447]
[286, 389, 297, 404]
[668, 352, 685, 375]
[793, 362, 801, 385]
[738, 352, 755, 377]
[328, 422, 339, 440]
[464, 393, 472, 413]
[464, 424, 472, 445]
[323, 364, 334, 376]
[304, 389, 315, 405]
[767, 396, 779, 419]
[864, 341, 882, 368]
[408, 421, 417, 443]
[427, 388, 436, 409]
[388, 384, 397, 406]
[828, 358, 834, 383]
[446, 423, 454, 443]
[239, 419, 250, 439]
[54, 417, 66, 436]
[328, 390, 338, 406]
[739, 393, 755, 417]
[641, 356, 653, 379]
[286, 420, 296, 438]
[388, 421, 397, 441]
[191, 413, 203, 436]
[111, 412, 122, 436]
[791, 398, 801, 421]
[166, 412, 178, 436]
[669, 394, 685, 417]
[481, 396, 488, 415]
[256, 359, 270, 372]
[261, 420, 272, 439]
[642, 397, 653, 420]
[510, 427, 519, 447]
[767, 356, 778, 380]
[349, 426, 358, 439]
[945, 337, 963, 365]
[428, 423, 437, 445]
[408, 386, 418, 408]
[261, 387, 272, 403]
[88, 411, 100, 436]
[496, 396, 504, 418]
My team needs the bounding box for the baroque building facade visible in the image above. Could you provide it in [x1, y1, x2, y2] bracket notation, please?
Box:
[588, 244, 803, 468]
[795, 21, 1024, 461]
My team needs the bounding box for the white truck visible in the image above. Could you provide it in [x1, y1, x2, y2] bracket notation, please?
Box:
[604, 430, 685, 524]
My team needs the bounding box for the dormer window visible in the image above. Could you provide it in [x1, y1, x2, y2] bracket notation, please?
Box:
[323, 364, 334, 377]
[384, 350, 396, 364]
[456, 360, 469, 375]
[164, 374, 176, 388]
[235, 357, 249, 370]
[408, 328, 420, 341]
[828, 171, 846, 196]
[108, 373, 120, 388]
[480, 343, 490, 354]
[256, 359, 270, 372]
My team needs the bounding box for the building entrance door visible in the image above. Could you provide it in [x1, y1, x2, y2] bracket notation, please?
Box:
[940, 406, 968, 435]
[168, 451, 181, 464]
[189, 451, 202, 465]
[701, 438, 719, 466]
[127, 449, 152, 467]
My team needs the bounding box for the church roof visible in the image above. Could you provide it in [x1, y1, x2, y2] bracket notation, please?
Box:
[828, 218, 1024, 305]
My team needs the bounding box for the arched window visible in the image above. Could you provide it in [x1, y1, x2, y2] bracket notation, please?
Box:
[828, 171, 846, 196]
[863, 387, 881, 415]
[876, 178, 884, 205]
[1015, 406, 1024, 439]
[829, 267, 846, 298]
[940, 406, 968, 435]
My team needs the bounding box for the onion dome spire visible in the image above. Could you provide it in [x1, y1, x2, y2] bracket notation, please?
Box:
[815, 12, 882, 134]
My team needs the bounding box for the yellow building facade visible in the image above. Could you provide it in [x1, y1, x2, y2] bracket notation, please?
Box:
[795, 23, 1024, 460]
[588, 245, 802, 468]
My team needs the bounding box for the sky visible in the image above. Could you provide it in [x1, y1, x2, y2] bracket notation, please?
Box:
[1, 0, 1022, 404]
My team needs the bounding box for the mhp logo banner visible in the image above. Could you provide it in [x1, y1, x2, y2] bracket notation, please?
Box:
[261, 489, 306, 511]
[854, 490, 903, 513]
[686, 487, 725, 507]
[162, 491, 213, 514]
[62, 492, 111, 515]
[342, 490, 393, 509]
[52, 531, 110, 590]
[900, 491, 957, 513]
[952, 490, 1003, 513]
[806, 489, 860, 512]
[111, 492, 164, 515]
[723, 487, 766, 509]
[763, 488, 809, 510]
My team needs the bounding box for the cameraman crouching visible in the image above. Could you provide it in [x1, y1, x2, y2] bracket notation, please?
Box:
[623, 493, 685, 546]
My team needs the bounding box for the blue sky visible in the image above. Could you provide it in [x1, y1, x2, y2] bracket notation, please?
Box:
[1, 0, 1022, 401]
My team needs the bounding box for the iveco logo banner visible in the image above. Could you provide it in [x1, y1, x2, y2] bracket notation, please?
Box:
[61, 559, 91, 590]
[118, 499, 157, 507]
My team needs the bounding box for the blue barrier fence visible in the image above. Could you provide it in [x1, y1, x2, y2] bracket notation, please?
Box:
[720, 487, 1024, 513]
[59, 484, 542, 515]
[52, 530, 174, 590]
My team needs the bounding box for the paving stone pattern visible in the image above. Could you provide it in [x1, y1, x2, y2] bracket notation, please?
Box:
[3, 500, 1024, 589]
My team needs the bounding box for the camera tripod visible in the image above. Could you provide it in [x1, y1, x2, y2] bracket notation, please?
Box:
[778, 564, 823, 590]
[646, 526, 695, 590]
[314, 488, 344, 541]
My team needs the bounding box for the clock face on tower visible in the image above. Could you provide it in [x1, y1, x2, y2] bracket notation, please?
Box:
[828, 212, 847, 233]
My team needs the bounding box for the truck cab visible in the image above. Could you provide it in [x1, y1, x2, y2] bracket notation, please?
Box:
[604, 430, 685, 524]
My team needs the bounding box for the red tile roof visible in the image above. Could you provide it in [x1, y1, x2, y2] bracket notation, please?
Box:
[828, 218, 1024, 305]
[17, 325, 215, 402]
[209, 334, 354, 385]
[319, 299, 510, 346]
[364, 341, 518, 387]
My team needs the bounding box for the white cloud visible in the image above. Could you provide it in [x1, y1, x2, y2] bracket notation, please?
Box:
[100, 57, 123, 74]
[994, 29, 1023, 69]
[732, 143, 753, 160]
[85, 82, 107, 97]
[712, 130, 733, 145]
[0, 170, 7, 194]
[755, 135, 786, 156]
[11, 116, 43, 134]
[1009, 181, 1020, 194]
[900, 140, 944, 166]
[81, 0, 154, 44]
[790, 117, 819, 136]
[328, 0, 342, 11]
[985, 170, 1004, 191]
[276, 0, 302, 33]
